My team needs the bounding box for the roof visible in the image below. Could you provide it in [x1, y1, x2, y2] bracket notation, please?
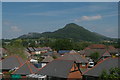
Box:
[37, 60, 74, 78]
[58, 50, 70, 54]
[2, 56, 24, 70]
[59, 53, 88, 63]
[87, 44, 106, 49]
[42, 51, 54, 56]
[69, 50, 76, 53]
[108, 46, 116, 50]
[41, 56, 54, 63]
[0, 48, 7, 54]
[27, 47, 35, 52]
[83, 57, 119, 77]
[83, 49, 107, 59]
[12, 61, 39, 75]
[102, 51, 111, 57]
[41, 51, 61, 58]
[108, 49, 119, 54]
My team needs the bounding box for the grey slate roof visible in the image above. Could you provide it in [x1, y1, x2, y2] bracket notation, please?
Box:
[12, 61, 39, 75]
[37, 60, 74, 78]
[41, 51, 61, 58]
[82, 49, 108, 60]
[59, 53, 88, 63]
[41, 56, 54, 63]
[27, 47, 35, 52]
[2, 56, 24, 70]
[83, 57, 119, 77]
[108, 49, 119, 55]
[42, 51, 54, 56]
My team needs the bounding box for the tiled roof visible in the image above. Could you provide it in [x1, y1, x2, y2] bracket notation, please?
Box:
[69, 50, 77, 53]
[12, 61, 39, 75]
[41, 56, 54, 63]
[108, 46, 116, 50]
[83, 57, 119, 77]
[87, 44, 106, 49]
[41, 51, 61, 58]
[2, 56, 24, 70]
[59, 53, 88, 63]
[108, 49, 119, 54]
[37, 60, 74, 78]
[102, 51, 111, 57]
[83, 49, 107, 59]
[58, 50, 70, 54]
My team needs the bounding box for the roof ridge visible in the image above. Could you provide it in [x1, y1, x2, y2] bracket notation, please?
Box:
[12, 61, 27, 74]
[102, 50, 111, 56]
[29, 62, 39, 71]
[15, 56, 22, 65]
[27, 61, 33, 74]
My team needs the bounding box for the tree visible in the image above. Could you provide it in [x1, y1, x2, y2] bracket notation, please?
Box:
[52, 39, 73, 51]
[100, 70, 108, 80]
[109, 67, 120, 79]
[4, 39, 27, 59]
[73, 41, 91, 50]
[99, 67, 120, 80]
[90, 52, 100, 62]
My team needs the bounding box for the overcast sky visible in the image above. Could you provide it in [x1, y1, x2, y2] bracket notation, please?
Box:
[2, 2, 118, 39]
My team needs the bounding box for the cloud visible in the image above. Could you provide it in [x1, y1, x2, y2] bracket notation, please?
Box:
[10, 26, 21, 32]
[75, 15, 102, 22]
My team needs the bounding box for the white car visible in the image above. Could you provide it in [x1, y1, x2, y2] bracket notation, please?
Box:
[88, 62, 94, 68]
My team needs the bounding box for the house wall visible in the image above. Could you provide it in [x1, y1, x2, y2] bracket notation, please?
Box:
[68, 64, 82, 79]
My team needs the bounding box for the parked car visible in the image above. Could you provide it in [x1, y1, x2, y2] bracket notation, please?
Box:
[88, 61, 94, 68]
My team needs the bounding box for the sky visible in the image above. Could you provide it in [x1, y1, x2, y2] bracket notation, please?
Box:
[2, 0, 120, 2]
[2, 2, 118, 39]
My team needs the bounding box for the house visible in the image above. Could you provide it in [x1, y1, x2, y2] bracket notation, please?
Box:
[11, 61, 39, 78]
[86, 44, 107, 49]
[69, 50, 77, 53]
[41, 47, 52, 51]
[59, 53, 88, 68]
[108, 49, 120, 57]
[37, 59, 82, 80]
[41, 51, 61, 58]
[41, 56, 54, 67]
[108, 45, 116, 50]
[101, 51, 111, 59]
[26, 47, 53, 56]
[80, 49, 111, 62]
[26, 47, 35, 53]
[58, 50, 71, 55]
[1, 56, 24, 73]
[82, 57, 119, 80]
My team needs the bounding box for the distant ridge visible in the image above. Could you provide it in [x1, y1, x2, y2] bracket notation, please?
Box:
[18, 23, 110, 41]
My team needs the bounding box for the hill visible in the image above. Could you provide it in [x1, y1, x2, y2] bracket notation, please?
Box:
[18, 23, 110, 42]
